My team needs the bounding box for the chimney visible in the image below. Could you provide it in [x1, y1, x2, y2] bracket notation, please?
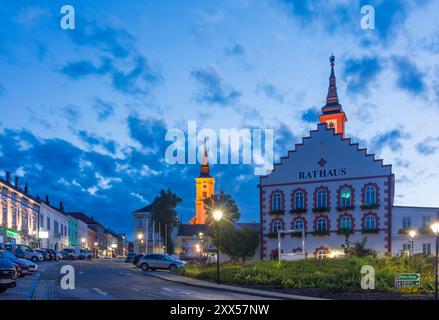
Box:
[59, 201, 64, 212]
[14, 176, 20, 189]
[24, 183, 29, 194]
[45, 194, 50, 205]
[5, 171, 11, 184]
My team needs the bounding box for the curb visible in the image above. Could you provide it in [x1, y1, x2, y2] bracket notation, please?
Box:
[145, 272, 327, 300]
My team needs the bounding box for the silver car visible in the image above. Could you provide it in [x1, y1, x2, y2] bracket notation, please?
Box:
[136, 254, 186, 271]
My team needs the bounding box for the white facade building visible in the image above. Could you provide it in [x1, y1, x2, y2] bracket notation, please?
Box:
[132, 204, 163, 254]
[38, 201, 69, 250]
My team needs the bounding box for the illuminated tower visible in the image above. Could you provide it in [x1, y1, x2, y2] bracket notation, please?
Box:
[189, 141, 215, 224]
[319, 54, 348, 137]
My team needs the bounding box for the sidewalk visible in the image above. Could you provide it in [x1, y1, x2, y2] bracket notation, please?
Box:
[146, 271, 328, 300]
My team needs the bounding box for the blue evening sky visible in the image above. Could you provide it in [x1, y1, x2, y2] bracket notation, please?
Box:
[1, 0, 439, 239]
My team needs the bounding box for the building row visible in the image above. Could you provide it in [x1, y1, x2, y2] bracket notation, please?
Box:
[0, 171, 128, 257]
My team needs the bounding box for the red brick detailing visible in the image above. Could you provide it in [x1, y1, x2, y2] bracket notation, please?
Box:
[313, 185, 331, 208]
[269, 189, 285, 211]
[313, 214, 331, 231]
[269, 218, 285, 232]
[290, 217, 308, 231]
[361, 182, 380, 205]
[291, 187, 308, 210]
[337, 212, 355, 231]
[313, 246, 329, 257]
[361, 211, 380, 229]
[336, 184, 355, 206]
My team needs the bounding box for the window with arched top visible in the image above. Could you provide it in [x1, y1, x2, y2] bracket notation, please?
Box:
[317, 250, 327, 259]
[365, 215, 377, 230]
[317, 218, 327, 232]
[294, 219, 304, 231]
[340, 216, 352, 230]
[317, 189, 327, 208]
[340, 187, 352, 207]
[365, 186, 377, 205]
[294, 191, 305, 209]
[272, 192, 282, 211]
[272, 220, 283, 233]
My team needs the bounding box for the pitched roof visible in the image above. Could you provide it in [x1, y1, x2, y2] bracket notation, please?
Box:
[177, 224, 209, 237]
[133, 204, 153, 213]
[64, 212, 103, 226]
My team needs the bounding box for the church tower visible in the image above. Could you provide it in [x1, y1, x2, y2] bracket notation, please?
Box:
[319, 54, 348, 137]
[189, 140, 215, 224]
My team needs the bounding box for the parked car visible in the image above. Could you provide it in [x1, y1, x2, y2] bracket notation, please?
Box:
[35, 249, 50, 261]
[125, 252, 136, 263]
[0, 250, 32, 277]
[132, 254, 144, 266]
[136, 254, 186, 271]
[0, 252, 17, 293]
[62, 246, 82, 260]
[55, 251, 64, 260]
[0, 244, 44, 263]
[79, 249, 92, 260]
[42, 249, 57, 261]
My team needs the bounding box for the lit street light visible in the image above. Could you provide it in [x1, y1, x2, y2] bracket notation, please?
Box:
[213, 210, 223, 284]
[431, 222, 439, 300]
[408, 230, 416, 256]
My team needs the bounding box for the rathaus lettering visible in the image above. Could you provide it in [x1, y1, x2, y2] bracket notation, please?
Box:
[298, 168, 347, 180]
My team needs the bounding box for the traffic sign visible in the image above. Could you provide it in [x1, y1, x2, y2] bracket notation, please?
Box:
[395, 273, 420, 288]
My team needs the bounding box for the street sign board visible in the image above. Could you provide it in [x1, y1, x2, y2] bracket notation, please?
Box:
[395, 273, 420, 288]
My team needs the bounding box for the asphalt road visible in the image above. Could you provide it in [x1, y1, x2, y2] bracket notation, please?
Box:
[0, 259, 271, 300]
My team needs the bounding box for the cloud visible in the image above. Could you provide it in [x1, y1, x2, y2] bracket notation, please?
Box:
[191, 66, 241, 106]
[391, 56, 426, 96]
[192, 10, 224, 37]
[76, 130, 117, 154]
[343, 56, 383, 95]
[256, 83, 284, 103]
[60, 58, 112, 79]
[60, 105, 81, 124]
[301, 107, 320, 123]
[371, 128, 410, 152]
[93, 98, 115, 121]
[225, 41, 245, 56]
[416, 136, 439, 156]
[14, 6, 48, 26]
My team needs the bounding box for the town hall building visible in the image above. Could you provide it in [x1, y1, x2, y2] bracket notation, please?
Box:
[259, 55, 439, 259]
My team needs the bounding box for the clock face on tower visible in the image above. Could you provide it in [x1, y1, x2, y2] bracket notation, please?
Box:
[326, 120, 337, 131]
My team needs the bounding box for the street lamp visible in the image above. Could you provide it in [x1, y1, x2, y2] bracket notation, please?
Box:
[431, 222, 439, 300]
[408, 230, 416, 256]
[213, 210, 223, 284]
[81, 237, 86, 248]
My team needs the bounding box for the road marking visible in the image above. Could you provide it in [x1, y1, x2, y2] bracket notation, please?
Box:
[26, 271, 41, 300]
[91, 288, 108, 295]
[161, 287, 174, 293]
[131, 288, 139, 292]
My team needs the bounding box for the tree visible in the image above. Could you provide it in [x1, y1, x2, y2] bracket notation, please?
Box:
[203, 191, 240, 226]
[342, 237, 377, 258]
[150, 189, 182, 254]
[219, 225, 259, 263]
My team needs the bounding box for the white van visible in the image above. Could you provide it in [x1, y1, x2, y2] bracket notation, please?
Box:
[62, 246, 82, 260]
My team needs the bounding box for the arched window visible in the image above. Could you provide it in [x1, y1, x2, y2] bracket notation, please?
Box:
[340, 187, 352, 207]
[317, 218, 327, 232]
[272, 192, 282, 211]
[272, 220, 283, 233]
[317, 189, 327, 208]
[365, 215, 376, 230]
[317, 250, 327, 259]
[340, 216, 351, 230]
[294, 219, 304, 231]
[365, 186, 377, 205]
[294, 191, 305, 209]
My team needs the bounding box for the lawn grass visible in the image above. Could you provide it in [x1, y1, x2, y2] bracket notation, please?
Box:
[178, 255, 436, 294]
